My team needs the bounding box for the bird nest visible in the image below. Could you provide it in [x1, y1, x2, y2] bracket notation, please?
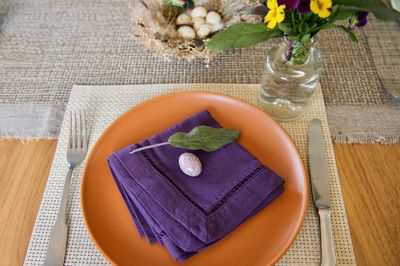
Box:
[129, 0, 259, 62]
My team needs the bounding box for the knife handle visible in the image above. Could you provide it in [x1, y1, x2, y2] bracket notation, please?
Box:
[319, 208, 337, 266]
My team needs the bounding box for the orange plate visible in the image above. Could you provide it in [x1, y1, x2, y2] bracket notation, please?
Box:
[81, 92, 308, 266]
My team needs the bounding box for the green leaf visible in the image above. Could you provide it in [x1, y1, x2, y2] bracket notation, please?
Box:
[331, 4, 340, 16]
[278, 22, 293, 35]
[335, 0, 400, 21]
[300, 22, 309, 33]
[301, 34, 311, 42]
[289, 40, 310, 64]
[168, 126, 240, 152]
[206, 23, 282, 51]
[330, 25, 358, 42]
[334, 8, 357, 20]
[302, 13, 315, 21]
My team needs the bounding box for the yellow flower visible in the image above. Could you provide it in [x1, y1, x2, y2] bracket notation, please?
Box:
[264, 0, 286, 29]
[310, 0, 332, 19]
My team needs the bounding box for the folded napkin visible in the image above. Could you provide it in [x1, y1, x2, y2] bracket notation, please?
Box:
[107, 110, 285, 262]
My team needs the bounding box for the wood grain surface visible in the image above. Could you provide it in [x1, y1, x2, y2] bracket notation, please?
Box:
[0, 140, 57, 266]
[335, 144, 400, 266]
[0, 140, 399, 266]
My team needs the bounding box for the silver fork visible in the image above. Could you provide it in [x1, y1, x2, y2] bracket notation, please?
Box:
[44, 110, 88, 266]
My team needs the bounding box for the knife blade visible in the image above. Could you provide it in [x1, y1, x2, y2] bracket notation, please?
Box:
[309, 118, 337, 266]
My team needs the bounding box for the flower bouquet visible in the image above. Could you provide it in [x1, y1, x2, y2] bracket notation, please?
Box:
[207, 0, 399, 62]
[206, 0, 399, 120]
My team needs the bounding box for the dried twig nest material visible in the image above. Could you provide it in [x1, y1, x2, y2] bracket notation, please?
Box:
[130, 0, 259, 62]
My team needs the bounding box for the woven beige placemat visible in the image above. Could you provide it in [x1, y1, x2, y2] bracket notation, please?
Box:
[24, 84, 355, 265]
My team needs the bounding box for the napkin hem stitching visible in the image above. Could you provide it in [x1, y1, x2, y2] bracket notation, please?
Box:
[140, 147, 264, 217]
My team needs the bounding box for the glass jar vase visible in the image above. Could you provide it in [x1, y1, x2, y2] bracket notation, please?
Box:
[259, 37, 323, 121]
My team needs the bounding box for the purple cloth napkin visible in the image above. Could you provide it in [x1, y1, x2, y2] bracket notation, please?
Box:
[107, 110, 285, 262]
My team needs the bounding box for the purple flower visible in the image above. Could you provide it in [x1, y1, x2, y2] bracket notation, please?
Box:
[296, 0, 310, 13]
[348, 11, 369, 30]
[356, 11, 369, 27]
[278, 0, 300, 9]
[283, 42, 294, 62]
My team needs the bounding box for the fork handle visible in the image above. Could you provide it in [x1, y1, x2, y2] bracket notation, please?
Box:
[58, 166, 74, 222]
[44, 166, 74, 266]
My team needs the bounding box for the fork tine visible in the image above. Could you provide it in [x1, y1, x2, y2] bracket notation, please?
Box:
[82, 111, 87, 150]
[77, 110, 82, 149]
[72, 110, 76, 149]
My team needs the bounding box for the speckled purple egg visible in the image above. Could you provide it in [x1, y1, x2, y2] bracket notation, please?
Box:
[178, 152, 202, 177]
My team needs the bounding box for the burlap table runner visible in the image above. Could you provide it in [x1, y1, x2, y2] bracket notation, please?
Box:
[0, 0, 399, 142]
[24, 84, 355, 265]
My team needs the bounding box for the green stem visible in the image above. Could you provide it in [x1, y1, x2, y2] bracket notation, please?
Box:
[129, 142, 170, 154]
[310, 22, 332, 36]
[333, 4, 342, 20]
[299, 13, 304, 32]
[291, 12, 296, 34]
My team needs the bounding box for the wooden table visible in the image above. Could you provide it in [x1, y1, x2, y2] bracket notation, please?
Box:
[0, 140, 399, 266]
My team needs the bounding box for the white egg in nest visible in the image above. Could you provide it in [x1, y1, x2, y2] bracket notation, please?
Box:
[175, 6, 225, 40]
[206, 11, 222, 25]
[176, 13, 192, 25]
[211, 21, 225, 33]
[192, 17, 206, 30]
[191, 6, 207, 19]
[178, 26, 196, 40]
[197, 23, 212, 39]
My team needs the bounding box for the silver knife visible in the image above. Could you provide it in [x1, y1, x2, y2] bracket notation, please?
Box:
[309, 119, 337, 266]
